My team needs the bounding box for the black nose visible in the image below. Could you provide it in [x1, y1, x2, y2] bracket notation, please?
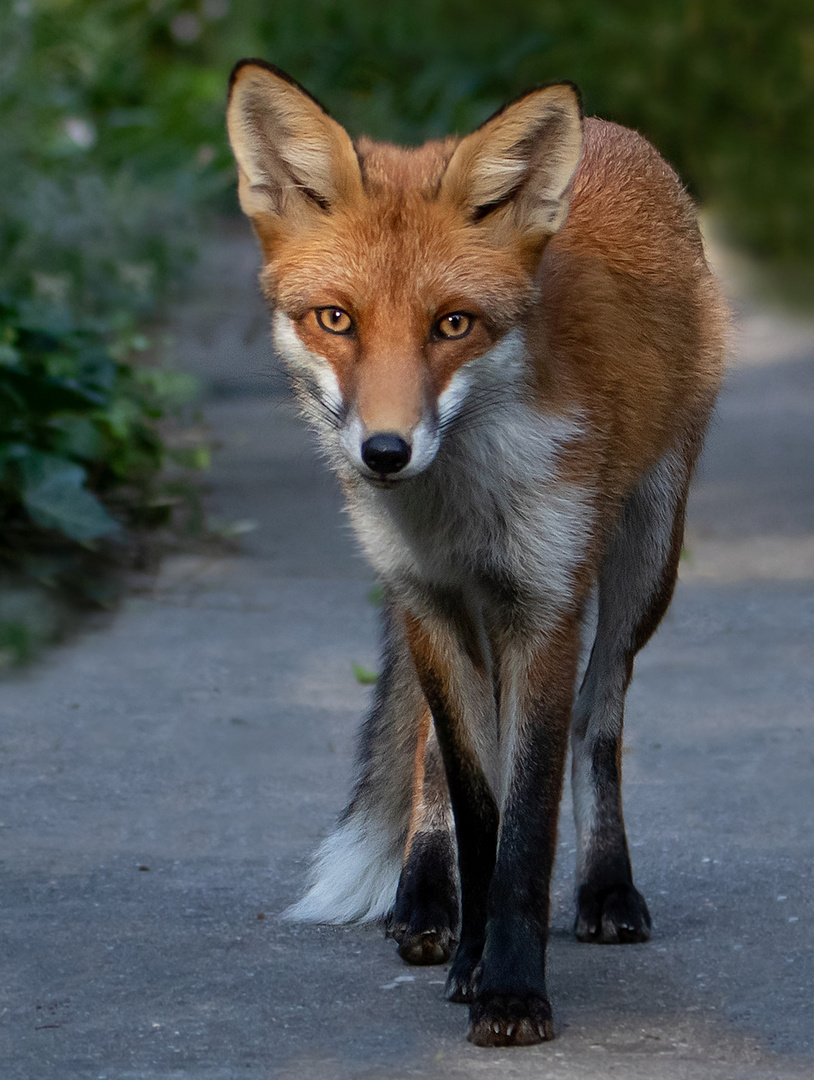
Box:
[361, 433, 412, 475]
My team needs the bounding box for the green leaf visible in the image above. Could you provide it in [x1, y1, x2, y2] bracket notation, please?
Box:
[134, 368, 198, 408]
[352, 663, 379, 685]
[18, 451, 117, 541]
[48, 416, 105, 461]
[0, 342, 20, 368]
[101, 397, 140, 440]
[170, 444, 210, 470]
[367, 584, 385, 606]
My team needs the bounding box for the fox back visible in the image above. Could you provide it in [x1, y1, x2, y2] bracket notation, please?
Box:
[227, 62, 726, 1048]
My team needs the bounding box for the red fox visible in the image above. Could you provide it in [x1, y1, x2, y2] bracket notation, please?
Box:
[227, 60, 727, 1047]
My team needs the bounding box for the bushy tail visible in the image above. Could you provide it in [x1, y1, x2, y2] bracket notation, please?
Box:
[284, 603, 426, 924]
[284, 811, 404, 923]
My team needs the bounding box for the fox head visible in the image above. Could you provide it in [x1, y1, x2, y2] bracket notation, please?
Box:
[227, 61, 582, 484]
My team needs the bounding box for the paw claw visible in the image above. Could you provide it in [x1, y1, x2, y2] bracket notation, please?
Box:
[468, 993, 554, 1047]
[445, 968, 476, 1003]
[445, 952, 481, 1004]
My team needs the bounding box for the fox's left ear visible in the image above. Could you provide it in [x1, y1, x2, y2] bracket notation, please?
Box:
[227, 60, 363, 242]
[441, 83, 583, 244]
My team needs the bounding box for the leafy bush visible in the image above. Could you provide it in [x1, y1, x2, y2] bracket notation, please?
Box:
[0, 1, 213, 662]
[0, 293, 202, 544]
[0, 289, 206, 663]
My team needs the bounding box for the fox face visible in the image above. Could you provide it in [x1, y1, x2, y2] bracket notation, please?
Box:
[227, 62, 582, 484]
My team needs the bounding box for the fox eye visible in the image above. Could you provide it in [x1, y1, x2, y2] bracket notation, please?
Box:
[315, 307, 354, 335]
[434, 312, 472, 340]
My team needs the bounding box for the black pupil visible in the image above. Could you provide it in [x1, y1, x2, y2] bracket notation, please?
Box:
[447, 315, 464, 334]
[330, 310, 343, 325]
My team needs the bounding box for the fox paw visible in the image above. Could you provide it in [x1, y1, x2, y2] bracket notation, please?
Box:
[388, 833, 459, 966]
[388, 921, 457, 965]
[468, 992, 554, 1047]
[575, 882, 652, 944]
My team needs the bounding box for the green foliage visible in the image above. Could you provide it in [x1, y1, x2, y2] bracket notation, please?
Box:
[352, 663, 379, 686]
[0, 1, 206, 318]
[0, 292, 203, 662]
[0, 618, 36, 668]
[0, 1, 209, 663]
[0, 292, 201, 553]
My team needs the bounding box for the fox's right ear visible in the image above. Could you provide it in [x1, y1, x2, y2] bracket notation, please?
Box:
[227, 61, 363, 238]
[441, 83, 583, 250]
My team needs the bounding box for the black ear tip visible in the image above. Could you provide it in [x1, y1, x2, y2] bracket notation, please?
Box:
[226, 59, 332, 116]
[475, 79, 584, 133]
[229, 58, 296, 90]
[229, 58, 268, 95]
[531, 80, 584, 120]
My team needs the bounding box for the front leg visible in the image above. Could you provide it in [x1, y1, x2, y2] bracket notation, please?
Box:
[469, 621, 580, 1047]
[388, 706, 460, 966]
[403, 608, 500, 1004]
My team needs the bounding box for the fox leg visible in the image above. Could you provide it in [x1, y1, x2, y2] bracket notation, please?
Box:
[285, 602, 427, 924]
[388, 706, 460, 964]
[571, 448, 692, 943]
[460, 622, 580, 1046]
[403, 606, 501, 1005]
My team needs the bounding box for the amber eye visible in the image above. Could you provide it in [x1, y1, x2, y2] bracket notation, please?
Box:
[434, 312, 472, 340]
[315, 307, 354, 335]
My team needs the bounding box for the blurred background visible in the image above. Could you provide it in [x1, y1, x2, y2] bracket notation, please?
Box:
[1, 0, 812, 663]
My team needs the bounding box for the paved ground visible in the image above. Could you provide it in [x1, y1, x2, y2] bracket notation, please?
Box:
[1, 221, 812, 1079]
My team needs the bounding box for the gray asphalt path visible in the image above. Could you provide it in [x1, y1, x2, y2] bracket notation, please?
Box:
[1, 222, 812, 1079]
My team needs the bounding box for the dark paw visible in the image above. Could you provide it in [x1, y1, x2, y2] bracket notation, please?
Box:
[388, 831, 459, 966]
[468, 992, 554, 1047]
[575, 882, 652, 944]
[389, 921, 457, 965]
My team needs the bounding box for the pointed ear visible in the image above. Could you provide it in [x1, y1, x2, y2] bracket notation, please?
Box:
[440, 83, 583, 242]
[226, 60, 363, 233]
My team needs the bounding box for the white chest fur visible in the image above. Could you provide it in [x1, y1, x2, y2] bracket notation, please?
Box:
[346, 396, 594, 625]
